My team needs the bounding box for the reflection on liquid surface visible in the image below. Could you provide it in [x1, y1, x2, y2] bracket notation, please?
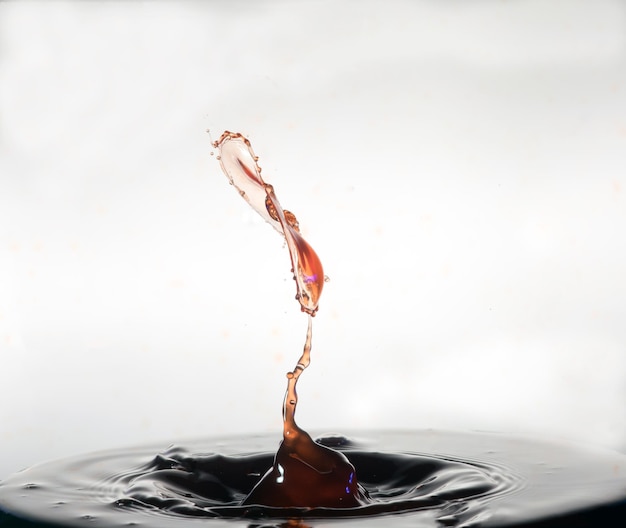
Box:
[1, 430, 626, 528]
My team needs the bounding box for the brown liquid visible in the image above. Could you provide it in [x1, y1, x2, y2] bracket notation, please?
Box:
[243, 315, 363, 508]
[214, 131, 323, 316]
[214, 131, 363, 508]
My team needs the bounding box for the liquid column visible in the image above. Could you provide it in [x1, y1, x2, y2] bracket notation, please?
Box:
[214, 131, 363, 508]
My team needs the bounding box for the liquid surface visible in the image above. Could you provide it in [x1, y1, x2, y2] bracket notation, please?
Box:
[1, 430, 626, 528]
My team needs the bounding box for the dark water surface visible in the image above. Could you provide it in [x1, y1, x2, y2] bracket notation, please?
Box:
[1, 430, 625, 528]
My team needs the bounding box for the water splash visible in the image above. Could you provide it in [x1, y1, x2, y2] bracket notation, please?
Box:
[243, 316, 364, 508]
[214, 130, 360, 508]
[214, 131, 323, 316]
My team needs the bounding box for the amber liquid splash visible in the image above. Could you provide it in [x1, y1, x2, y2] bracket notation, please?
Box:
[214, 131, 323, 316]
[1, 135, 625, 528]
[243, 316, 363, 508]
[214, 131, 363, 508]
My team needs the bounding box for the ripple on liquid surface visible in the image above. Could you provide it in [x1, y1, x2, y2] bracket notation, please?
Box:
[2, 430, 626, 528]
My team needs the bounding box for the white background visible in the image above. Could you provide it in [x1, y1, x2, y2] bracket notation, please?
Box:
[1, 0, 626, 480]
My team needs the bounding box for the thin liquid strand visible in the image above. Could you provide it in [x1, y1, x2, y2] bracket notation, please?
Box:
[283, 314, 312, 442]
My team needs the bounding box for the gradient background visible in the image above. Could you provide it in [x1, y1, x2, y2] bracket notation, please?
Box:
[1, 0, 626, 481]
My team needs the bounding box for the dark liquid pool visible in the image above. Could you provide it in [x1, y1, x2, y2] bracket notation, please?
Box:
[1, 430, 625, 528]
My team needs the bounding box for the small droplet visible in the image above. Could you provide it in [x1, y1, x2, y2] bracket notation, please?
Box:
[265, 196, 279, 221]
[324, 275, 330, 283]
[283, 209, 299, 230]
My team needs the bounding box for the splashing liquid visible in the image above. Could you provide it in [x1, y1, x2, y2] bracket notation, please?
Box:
[2, 133, 626, 528]
[213, 131, 362, 508]
[214, 131, 323, 316]
[243, 317, 364, 508]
